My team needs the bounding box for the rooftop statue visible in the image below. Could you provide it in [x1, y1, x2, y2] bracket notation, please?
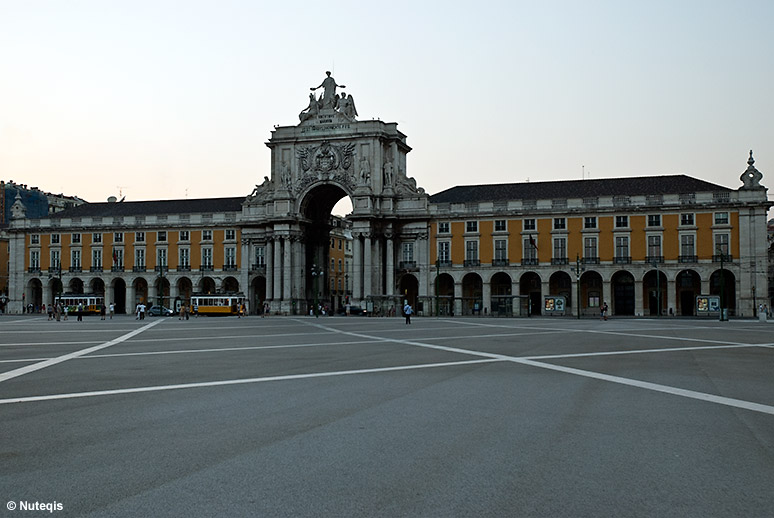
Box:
[310, 71, 345, 110]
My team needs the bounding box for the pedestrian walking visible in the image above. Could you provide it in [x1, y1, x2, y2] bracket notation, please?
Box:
[77, 302, 84, 321]
[63, 305, 68, 320]
[601, 301, 609, 321]
[46, 304, 53, 320]
[100, 303, 106, 320]
[404, 302, 413, 324]
[109, 303, 115, 319]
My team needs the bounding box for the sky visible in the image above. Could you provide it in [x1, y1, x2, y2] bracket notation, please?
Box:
[1, 0, 773, 216]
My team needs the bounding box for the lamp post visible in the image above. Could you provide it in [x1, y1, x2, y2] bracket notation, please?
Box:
[651, 258, 660, 317]
[157, 263, 166, 310]
[311, 264, 321, 318]
[572, 254, 584, 319]
[717, 246, 725, 321]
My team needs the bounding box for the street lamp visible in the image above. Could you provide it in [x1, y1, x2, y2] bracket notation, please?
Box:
[311, 264, 322, 318]
[651, 258, 660, 317]
[572, 254, 584, 319]
[717, 246, 726, 321]
[157, 263, 166, 310]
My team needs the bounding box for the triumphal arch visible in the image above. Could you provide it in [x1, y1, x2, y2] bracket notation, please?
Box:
[240, 72, 431, 314]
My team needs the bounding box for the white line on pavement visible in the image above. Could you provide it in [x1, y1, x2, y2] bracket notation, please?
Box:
[0, 319, 163, 384]
[0, 358, 500, 405]
[301, 320, 774, 416]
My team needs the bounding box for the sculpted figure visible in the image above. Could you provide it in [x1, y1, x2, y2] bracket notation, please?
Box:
[359, 157, 371, 185]
[280, 161, 292, 189]
[299, 93, 320, 122]
[383, 160, 394, 187]
[310, 71, 345, 110]
[339, 92, 358, 119]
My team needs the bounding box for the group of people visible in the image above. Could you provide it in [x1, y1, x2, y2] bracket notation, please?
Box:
[44, 302, 115, 321]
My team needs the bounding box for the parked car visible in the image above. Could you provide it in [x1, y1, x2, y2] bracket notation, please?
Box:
[337, 305, 368, 316]
[147, 305, 175, 316]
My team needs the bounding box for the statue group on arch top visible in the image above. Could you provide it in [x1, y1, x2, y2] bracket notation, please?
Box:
[299, 71, 358, 122]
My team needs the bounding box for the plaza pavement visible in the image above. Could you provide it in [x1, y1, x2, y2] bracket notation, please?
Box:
[1, 313, 773, 517]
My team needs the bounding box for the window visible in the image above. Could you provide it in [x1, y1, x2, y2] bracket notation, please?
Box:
[202, 230, 213, 241]
[202, 248, 213, 267]
[584, 217, 596, 229]
[157, 231, 167, 242]
[523, 219, 536, 231]
[31, 234, 40, 245]
[255, 246, 265, 267]
[112, 249, 124, 268]
[51, 234, 60, 245]
[30, 250, 40, 269]
[647, 214, 661, 227]
[402, 242, 414, 262]
[338, 239, 342, 250]
[50, 250, 60, 268]
[681, 234, 695, 256]
[648, 235, 662, 257]
[714, 212, 729, 225]
[330, 258, 335, 271]
[338, 259, 342, 272]
[179, 248, 190, 268]
[72, 233, 81, 244]
[225, 247, 236, 267]
[715, 233, 729, 254]
[465, 240, 478, 261]
[180, 230, 190, 241]
[93, 233, 102, 243]
[680, 213, 695, 226]
[553, 218, 566, 230]
[553, 237, 567, 259]
[495, 239, 507, 261]
[494, 220, 507, 232]
[135, 248, 145, 268]
[438, 242, 451, 263]
[135, 232, 145, 242]
[92, 249, 102, 268]
[157, 248, 167, 267]
[584, 237, 597, 258]
[114, 232, 123, 243]
[615, 236, 629, 258]
[226, 229, 236, 240]
[523, 238, 537, 260]
[466, 221, 478, 233]
[615, 216, 628, 228]
[438, 222, 450, 234]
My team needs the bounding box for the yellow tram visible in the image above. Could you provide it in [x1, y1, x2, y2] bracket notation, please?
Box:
[55, 294, 105, 315]
[190, 293, 245, 316]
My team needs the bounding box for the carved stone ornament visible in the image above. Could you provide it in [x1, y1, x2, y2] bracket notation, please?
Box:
[293, 141, 358, 193]
[740, 150, 764, 189]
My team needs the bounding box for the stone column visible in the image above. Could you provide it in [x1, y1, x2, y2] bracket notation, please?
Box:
[126, 284, 135, 313]
[363, 234, 373, 300]
[454, 280, 463, 316]
[43, 283, 52, 307]
[266, 240, 274, 300]
[240, 238, 250, 304]
[541, 280, 550, 315]
[666, 277, 676, 316]
[273, 238, 282, 300]
[106, 282, 114, 308]
[292, 236, 305, 300]
[701, 278, 710, 295]
[353, 234, 362, 302]
[283, 237, 292, 303]
[148, 283, 157, 305]
[634, 278, 644, 316]
[418, 233, 430, 298]
[602, 280, 612, 314]
[482, 280, 491, 316]
[385, 234, 394, 298]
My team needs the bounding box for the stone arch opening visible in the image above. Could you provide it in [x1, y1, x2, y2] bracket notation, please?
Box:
[299, 183, 351, 309]
[112, 278, 126, 314]
[580, 271, 603, 316]
[176, 277, 193, 312]
[549, 271, 572, 308]
[68, 277, 84, 294]
[399, 274, 419, 310]
[710, 269, 736, 315]
[90, 278, 105, 297]
[199, 276, 216, 294]
[676, 270, 701, 316]
[133, 278, 148, 305]
[462, 272, 483, 315]
[223, 276, 240, 293]
[611, 270, 635, 316]
[27, 278, 43, 310]
[434, 273, 455, 316]
[490, 272, 512, 316]
[252, 276, 266, 314]
[519, 272, 542, 316]
[643, 270, 667, 316]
